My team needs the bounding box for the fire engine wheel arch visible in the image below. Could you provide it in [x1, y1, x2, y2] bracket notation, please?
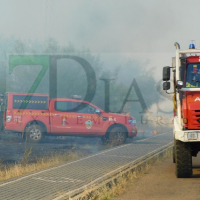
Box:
[25, 121, 47, 143]
[175, 140, 192, 178]
[102, 124, 128, 145]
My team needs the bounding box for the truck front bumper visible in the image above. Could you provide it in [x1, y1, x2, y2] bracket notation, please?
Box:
[174, 116, 200, 142]
[174, 130, 200, 142]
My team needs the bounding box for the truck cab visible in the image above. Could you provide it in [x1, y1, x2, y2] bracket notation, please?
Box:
[182, 57, 200, 130]
[163, 42, 200, 178]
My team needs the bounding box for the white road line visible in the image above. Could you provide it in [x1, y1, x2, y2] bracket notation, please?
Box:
[32, 177, 84, 183]
[0, 131, 169, 187]
[32, 177, 57, 183]
[100, 154, 134, 159]
[52, 141, 173, 200]
[134, 132, 168, 143]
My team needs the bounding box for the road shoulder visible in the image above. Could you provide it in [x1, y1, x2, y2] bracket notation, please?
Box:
[114, 155, 200, 200]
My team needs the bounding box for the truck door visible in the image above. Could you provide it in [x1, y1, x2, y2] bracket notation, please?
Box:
[50, 100, 79, 134]
[75, 102, 105, 135]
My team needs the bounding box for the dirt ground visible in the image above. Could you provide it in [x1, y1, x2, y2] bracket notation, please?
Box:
[114, 154, 200, 200]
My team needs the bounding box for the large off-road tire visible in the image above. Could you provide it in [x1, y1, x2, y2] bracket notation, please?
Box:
[107, 127, 126, 145]
[175, 140, 192, 178]
[25, 124, 45, 143]
[173, 146, 175, 163]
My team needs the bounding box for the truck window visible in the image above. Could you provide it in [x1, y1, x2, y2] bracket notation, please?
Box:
[186, 64, 200, 88]
[55, 101, 77, 112]
[55, 101, 96, 113]
[76, 103, 96, 114]
[13, 95, 48, 110]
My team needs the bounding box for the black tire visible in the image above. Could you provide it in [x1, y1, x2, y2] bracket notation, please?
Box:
[25, 124, 45, 143]
[173, 146, 175, 163]
[101, 136, 108, 144]
[175, 140, 192, 178]
[108, 127, 126, 145]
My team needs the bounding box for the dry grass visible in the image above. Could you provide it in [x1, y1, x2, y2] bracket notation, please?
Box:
[74, 170, 143, 200]
[0, 150, 81, 182]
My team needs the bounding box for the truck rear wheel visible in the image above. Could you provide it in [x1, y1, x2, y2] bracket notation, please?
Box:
[25, 124, 45, 143]
[175, 140, 192, 178]
[108, 127, 126, 145]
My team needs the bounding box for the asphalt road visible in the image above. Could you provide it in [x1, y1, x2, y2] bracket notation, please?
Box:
[0, 131, 156, 168]
[115, 153, 200, 200]
[0, 131, 173, 200]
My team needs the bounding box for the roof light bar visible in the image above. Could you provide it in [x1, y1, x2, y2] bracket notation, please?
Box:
[189, 40, 195, 49]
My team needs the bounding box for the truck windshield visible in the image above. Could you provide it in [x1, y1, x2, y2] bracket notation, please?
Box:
[186, 63, 200, 88]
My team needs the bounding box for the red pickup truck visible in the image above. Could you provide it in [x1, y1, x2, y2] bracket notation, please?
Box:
[3, 93, 137, 143]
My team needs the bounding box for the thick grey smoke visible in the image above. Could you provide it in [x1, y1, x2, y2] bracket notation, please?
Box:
[0, 0, 199, 129]
[1, 0, 199, 80]
[1, 0, 200, 53]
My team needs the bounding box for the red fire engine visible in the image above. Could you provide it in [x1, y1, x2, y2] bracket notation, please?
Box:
[3, 93, 137, 144]
[163, 42, 200, 178]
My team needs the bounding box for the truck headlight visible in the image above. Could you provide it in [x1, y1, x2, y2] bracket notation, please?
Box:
[187, 132, 198, 140]
[6, 115, 12, 122]
[128, 119, 136, 124]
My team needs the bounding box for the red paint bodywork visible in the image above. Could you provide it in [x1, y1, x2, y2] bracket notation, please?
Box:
[182, 56, 200, 129]
[3, 93, 137, 137]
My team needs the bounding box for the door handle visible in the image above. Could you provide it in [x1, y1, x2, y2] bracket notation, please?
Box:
[55, 114, 61, 116]
[78, 116, 83, 118]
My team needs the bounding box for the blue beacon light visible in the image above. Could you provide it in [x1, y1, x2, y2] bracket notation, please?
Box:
[189, 43, 195, 49]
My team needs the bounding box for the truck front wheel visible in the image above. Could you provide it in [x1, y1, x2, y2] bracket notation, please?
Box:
[173, 146, 175, 163]
[108, 127, 126, 145]
[175, 140, 192, 178]
[25, 124, 45, 143]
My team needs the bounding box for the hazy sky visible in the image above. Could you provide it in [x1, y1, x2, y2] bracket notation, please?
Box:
[1, 0, 200, 114]
[1, 0, 199, 53]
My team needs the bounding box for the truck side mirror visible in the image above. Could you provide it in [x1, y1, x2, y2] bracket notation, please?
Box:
[95, 109, 101, 115]
[163, 82, 170, 90]
[163, 66, 170, 81]
[176, 80, 183, 89]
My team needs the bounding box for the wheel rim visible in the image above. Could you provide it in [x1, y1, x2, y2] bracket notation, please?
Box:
[110, 130, 125, 144]
[116, 131, 125, 143]
[29, 128, 42, 141]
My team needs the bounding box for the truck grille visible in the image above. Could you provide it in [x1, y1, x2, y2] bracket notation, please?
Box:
[189, 110, 200, 128]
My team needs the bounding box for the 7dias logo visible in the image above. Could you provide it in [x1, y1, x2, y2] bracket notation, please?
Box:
[8, 55, 168, 114]
[195, 97, 200, 101]
[8, 55, 150, 113]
